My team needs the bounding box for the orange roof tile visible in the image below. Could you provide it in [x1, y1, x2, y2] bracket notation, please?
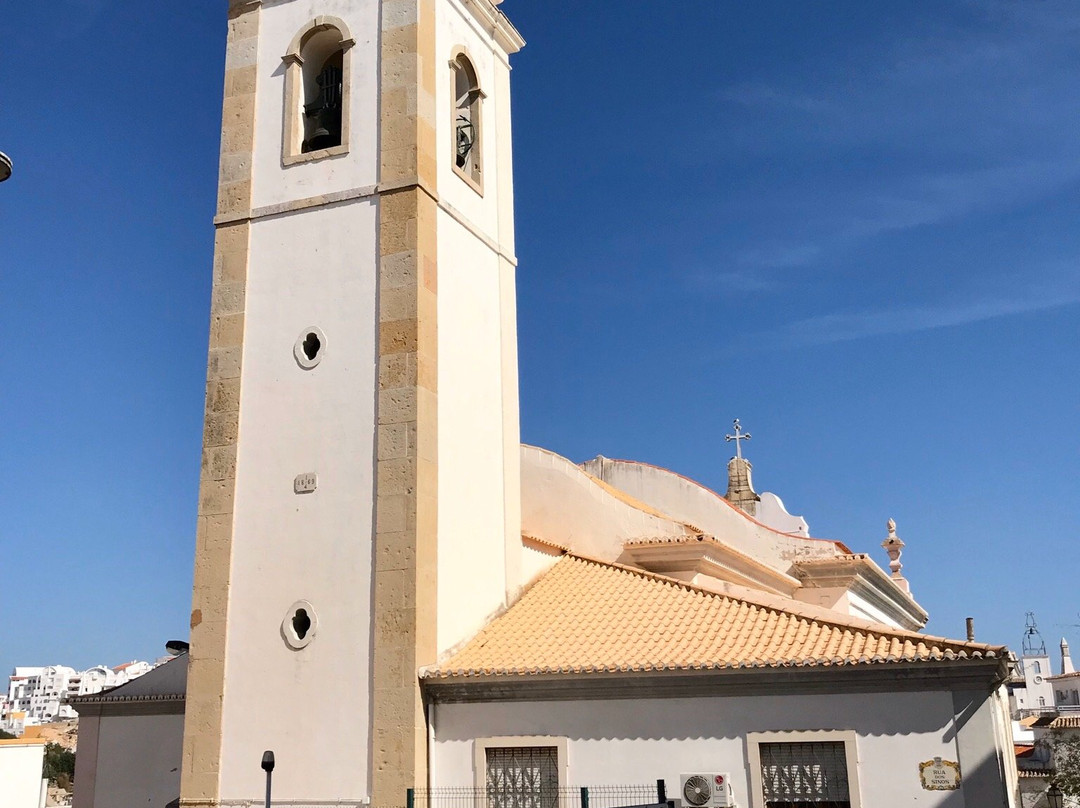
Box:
[522, 535, 570, 554]
[425, 555, 1003, 679]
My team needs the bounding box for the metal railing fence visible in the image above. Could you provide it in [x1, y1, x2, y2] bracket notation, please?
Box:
[405, 783, 666, 808]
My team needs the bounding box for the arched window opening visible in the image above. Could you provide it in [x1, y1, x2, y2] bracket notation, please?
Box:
[1034, 661, 1042, 674]
[282, 18, 353, 163]
[451, 53, 483, 187]
[300, 28, 345, 153]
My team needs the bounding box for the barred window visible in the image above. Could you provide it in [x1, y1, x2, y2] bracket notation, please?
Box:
[485, 746, 559, 808]
[759, 742, 851, 808]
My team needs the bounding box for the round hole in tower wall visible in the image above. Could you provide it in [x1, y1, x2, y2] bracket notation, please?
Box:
[294, 326, 326, 369]
[282, 599, 318, 649]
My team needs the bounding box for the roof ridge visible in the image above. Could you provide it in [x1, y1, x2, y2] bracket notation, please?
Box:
[562, 551, 1002, 653]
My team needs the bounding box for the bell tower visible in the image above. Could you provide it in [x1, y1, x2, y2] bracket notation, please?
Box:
[180, 1, 524, 806]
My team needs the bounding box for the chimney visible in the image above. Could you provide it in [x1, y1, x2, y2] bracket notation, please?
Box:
[966, 618, 975, 642]
[1063, 638, 1075, 675]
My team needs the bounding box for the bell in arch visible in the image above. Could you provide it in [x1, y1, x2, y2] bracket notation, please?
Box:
[302, 56, 344, 153]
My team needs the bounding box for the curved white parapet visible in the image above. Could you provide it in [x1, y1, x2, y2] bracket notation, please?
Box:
[580, 456, 840, 574]
[521, 445, 692, 565]
[757, 491, 810, 536]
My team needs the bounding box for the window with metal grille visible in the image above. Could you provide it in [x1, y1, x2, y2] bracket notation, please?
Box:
[759, 742, 852, 808]
[485, 746, 559, 808]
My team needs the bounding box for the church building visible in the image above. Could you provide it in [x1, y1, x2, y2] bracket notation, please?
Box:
[72, 2, 1020, 807]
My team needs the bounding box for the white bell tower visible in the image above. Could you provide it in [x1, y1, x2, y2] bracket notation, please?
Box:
[180, 1, 524, 805]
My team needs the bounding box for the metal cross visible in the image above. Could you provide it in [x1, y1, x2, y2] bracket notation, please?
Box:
[725, 418, 752, 460]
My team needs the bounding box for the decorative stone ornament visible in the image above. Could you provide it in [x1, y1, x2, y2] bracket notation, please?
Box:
[881, 518, 911, 594]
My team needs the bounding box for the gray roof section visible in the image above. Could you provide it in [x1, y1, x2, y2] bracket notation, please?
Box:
[69, 654, 187, 704]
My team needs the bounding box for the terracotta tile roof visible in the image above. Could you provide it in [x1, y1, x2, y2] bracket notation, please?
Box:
[1050, 671, 1080, 681]
[522, 535, 570, 554]
[425, 555, 1003, 679]
[1051, 715, 1080, 729]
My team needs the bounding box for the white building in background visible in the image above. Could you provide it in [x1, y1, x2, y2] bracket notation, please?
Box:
[2, 661, 156, 732]
[1005, 622, 1080, 807]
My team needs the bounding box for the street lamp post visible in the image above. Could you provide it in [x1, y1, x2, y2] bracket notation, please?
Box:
[261, 751, 275, 808]
[1047, 782, 1064, 808]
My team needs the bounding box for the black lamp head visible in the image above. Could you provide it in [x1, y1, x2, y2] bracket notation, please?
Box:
[1047, 783, 1064, 808]
[261, 751, 275, 773]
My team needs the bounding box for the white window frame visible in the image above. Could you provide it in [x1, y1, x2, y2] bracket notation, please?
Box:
[746, 730, 862, 808]
[473, 736, 569, 793]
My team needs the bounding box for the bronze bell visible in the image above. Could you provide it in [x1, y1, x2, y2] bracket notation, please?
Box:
[305, 122, 335, 152]
[302, 63, 344, 153]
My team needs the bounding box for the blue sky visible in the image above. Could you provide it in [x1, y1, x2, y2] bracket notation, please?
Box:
[1, 1, 1078, 676]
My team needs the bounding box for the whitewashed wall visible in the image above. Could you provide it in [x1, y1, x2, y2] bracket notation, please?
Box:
[0, 741, 45, 808]
[431, 689, 1011, 808]
[251, 0, 380, 209]
[436, 216, 516, 653]
[73, 713, 183, 808]
[222, 196, 379, 802]
[433, 0, 521, 653]
[522, 447, 690, 564]
[435, 0, 514, 244]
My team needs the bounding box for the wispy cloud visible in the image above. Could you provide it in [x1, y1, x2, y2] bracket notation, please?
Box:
[841, 159, 1080, 241]
[698, 158, 1080, 294]
[764, 268, 1080, 347]
[702, 0, 1080, 293]
[735, 244, 821, 269]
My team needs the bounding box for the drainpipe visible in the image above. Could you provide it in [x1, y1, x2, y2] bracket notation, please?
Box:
[427, 699, 436, 795]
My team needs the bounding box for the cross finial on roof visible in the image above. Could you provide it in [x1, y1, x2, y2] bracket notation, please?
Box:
[725, 418, 751, 460]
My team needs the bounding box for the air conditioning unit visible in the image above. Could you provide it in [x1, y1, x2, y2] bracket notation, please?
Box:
[680, 773, 735, 808]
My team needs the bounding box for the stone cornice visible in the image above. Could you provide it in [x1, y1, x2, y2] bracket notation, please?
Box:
[70, 694, 186, 718]
[458, 0, 525, 54]
[423, 657, 1009, 703]
[69, 692, 185, 705]
[622, 535, 801, 598]
[793, 554, 929, 629]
